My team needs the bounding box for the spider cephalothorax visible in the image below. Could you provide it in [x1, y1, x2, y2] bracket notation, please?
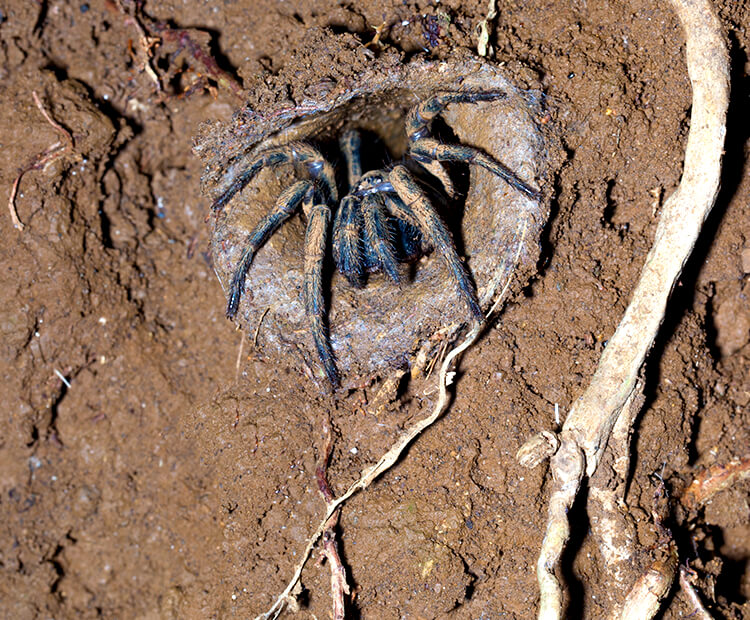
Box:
[209, 90, 540, 388]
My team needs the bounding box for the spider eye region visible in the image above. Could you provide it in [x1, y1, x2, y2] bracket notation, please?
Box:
[305, 159, 325, 178]
[352, 180, 395, 197]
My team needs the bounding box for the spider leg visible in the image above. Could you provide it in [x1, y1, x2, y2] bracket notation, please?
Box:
[226, 180, 314, 319]
[387, 165, 483, 320]
[410, 137, 541, 201]
[332, 195, 365, 287]
[404, 90, 539, 200]
[405, 91, 507, 142]
[302, 198, 339, 387]
[211, 142, 337, 214]
[339, 129, 363, 188]
[404, 92, 505, 198]
[414, 159, 456, 199]
[362, 194, 401, 283]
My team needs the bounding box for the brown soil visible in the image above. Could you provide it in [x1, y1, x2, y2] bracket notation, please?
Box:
[1, 1, 748, 619]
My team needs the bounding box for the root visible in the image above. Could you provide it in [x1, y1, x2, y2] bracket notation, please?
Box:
[520, 0, 729, 618]
[255, 223, 525, 618]
[315, 418, 349, 620]
[680, 455, 750, 511]
[256, 321, 483, 620]
[617, 540, 678, 620]
[8, 91, 74, 231]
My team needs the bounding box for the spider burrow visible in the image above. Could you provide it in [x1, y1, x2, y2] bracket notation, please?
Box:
[210, 90, 541, 388]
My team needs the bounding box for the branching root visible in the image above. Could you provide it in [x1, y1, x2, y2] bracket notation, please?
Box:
[520, 0, 730, 617]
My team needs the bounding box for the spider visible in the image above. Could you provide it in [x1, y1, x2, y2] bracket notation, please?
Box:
[210, 91, 540, 388]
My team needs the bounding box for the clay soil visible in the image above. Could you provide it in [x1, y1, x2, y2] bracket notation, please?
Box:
[1, 1, 748, 618]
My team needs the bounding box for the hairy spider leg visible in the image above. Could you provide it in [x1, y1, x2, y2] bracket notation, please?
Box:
[332, 195, 364, 286]
[332, 129, 367, 286]
[388, 165, 483, 320]
[405, 91, 507, 140]
[226, 180, 314, 319]
[339, 129, 363, 188]
[302, 199, 339, 387]
[353, 170, 426, 261]
[210, 142, 338, 214]
[396, 216, 423, 259]
[362, 193, 401, 283]
[382, 194, 428, 258]
[352, 170, 414, 279]
[410, 137, 541, 201]
[404, 91, 507, 197]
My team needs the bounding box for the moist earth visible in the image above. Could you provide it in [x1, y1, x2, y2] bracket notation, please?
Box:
[0, 1, 748, 619]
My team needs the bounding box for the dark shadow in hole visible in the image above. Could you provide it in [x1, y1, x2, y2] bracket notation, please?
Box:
[531, 144, 568, 283]
[709, 525, 748, 609]
[561, 481, 589, 618]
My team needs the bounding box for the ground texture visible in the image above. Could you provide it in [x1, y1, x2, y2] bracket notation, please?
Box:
[0, 0, 748, 618]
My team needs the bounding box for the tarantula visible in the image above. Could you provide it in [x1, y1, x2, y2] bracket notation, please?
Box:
[211, 91, 540, 387]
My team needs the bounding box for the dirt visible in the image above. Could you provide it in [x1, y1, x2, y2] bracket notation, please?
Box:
[0, 1, 748, 619]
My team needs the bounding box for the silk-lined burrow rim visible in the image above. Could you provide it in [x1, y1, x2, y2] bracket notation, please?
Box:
[195, 54, 556, 389]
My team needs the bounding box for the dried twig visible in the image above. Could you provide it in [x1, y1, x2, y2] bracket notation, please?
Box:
[679, 565, 714, 620]
[116, 0, 162, 91]
[8, 91, 75, 231]
[519, 1, 730, 618]
[476, 0, 498, 57]
[681, 455, 750, 511]
[234, 331, 245, 382]
[315, 419, 349, 620]
[115, 0, 242, 100]
[253, 307, 271, 348]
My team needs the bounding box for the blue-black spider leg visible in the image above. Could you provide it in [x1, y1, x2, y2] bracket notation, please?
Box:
[302, 197, 338, 387]
[332, 195, 364, 287]
[381, 194, 428, 257]
[361, 193, 401, 283]
[405, 91, 507, 197]
[387, 165, 483, 321]
[358, 170, 429, 254]
[332, 130, 366, 286]
[211, 142, 338, 214]
[226, 180, 314, 319]
[339, 129, 363, 188]
[405, 92, 507, 140]
[405, 91, 540, 201]
[410, 138, 541, 201]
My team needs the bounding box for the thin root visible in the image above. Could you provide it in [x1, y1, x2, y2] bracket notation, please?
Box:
[254, 320, 483, 620]
[315, 419, 349, 620]
[679, 565, 713, 620]
[529, 0, 729, 617]
[8, 91, 75, 231]
[680, 455, 750, 511]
